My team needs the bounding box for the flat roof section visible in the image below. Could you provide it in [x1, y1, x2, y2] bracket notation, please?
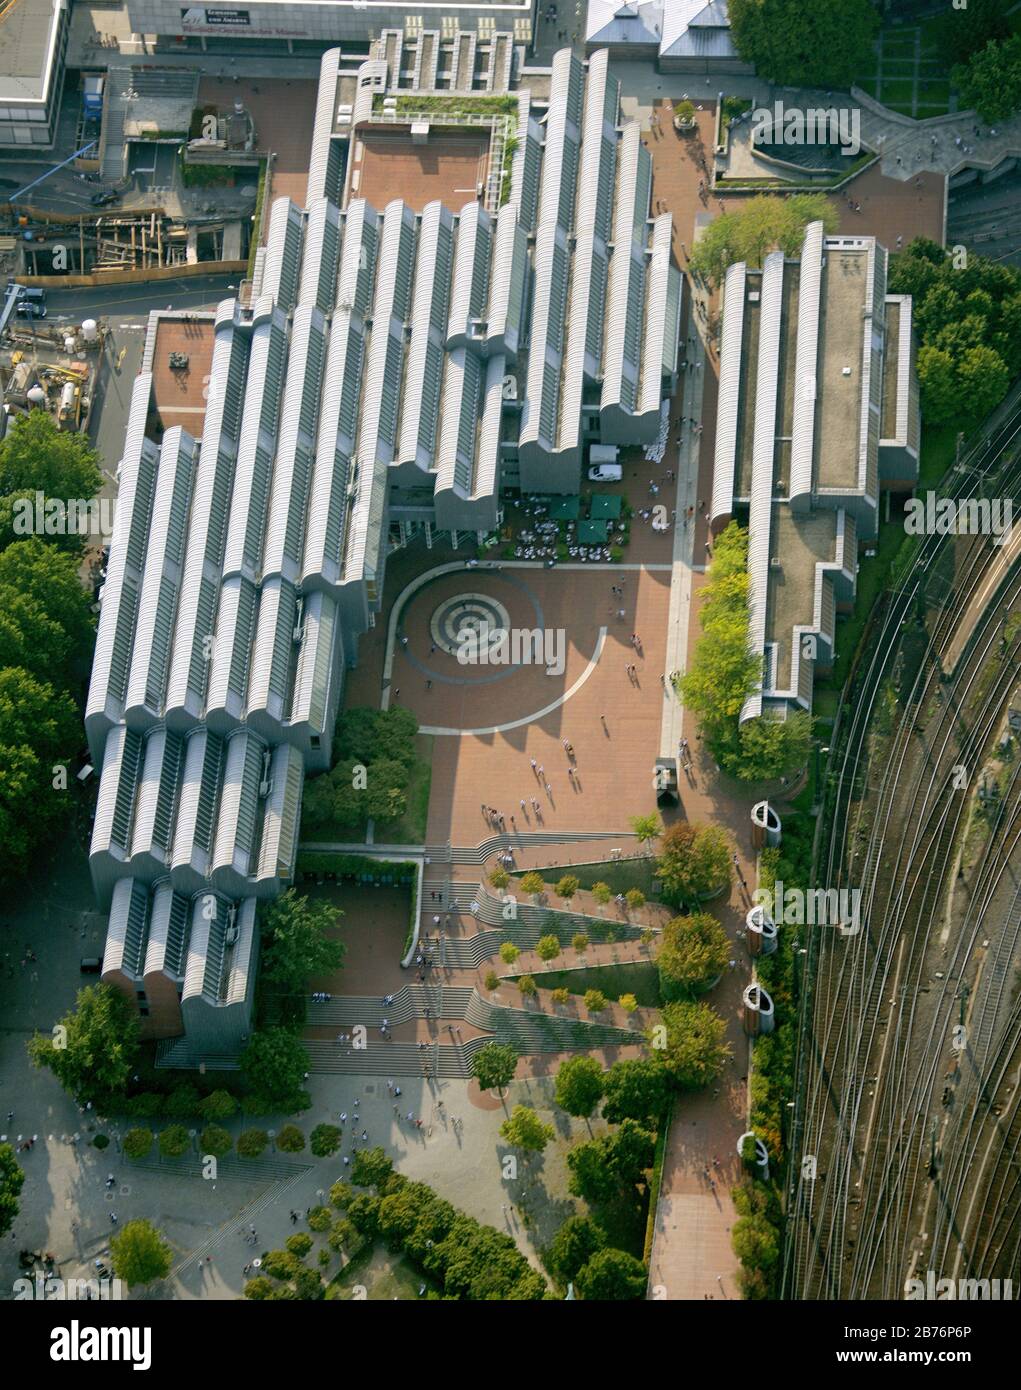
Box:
[149, 317, 215, 436]
[0, 0, 62, 103]
[766, 504, 838, 689]
[734, 272, 760, 498]
[349, 128, 490, 217]
[815, 247, 867, 492]
[880, 297, 900, 438]
[772, 261, 801, 495]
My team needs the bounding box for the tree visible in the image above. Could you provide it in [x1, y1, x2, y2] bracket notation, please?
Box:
[933, 0, 1011, 68]
[123, 1128, 154, 1160]
[499, 941, 520, 965]
[652, 1001, 732, 1089]
[0, 539, 95, 679]
[488, 866, 510, 889]
[551, 987, 570, 1004]
[484, 970, 499, 991]
[109, 1219, 172, 1287]
[276, 1124, 306, 1154]
[28, 984, 139, 1105]
[658, 912, 731, 999]
[591, 882, 612, 906]
[625, 888, 645, 911]
[470, 1041, 519, 1094]
[536, 934, 561, 963]
[0, 412, 102, 552]
[555, 1055, 605, 1118]
[732, 1213, 780, 1269]
[310, 1123, 342, 1157]
[601, 1059, 670, 1126]
[239, 1028, 309, 1107]
[500, 1104, 554, 1154]
[0, 1143, 25, 1238]
[739, 711, 812, 781]
[952, 31, 1021, 124]
[0, 666, 79, 883]
[567, 1139, 623, 1204]
[545, 1214, 606, 1285]
[605, 1119, 656, 1188]
[158, 1125, 190, 1158]
[200, 1125, 232, 1158]
[519, 871, 545, 896]
[727, 0, 878, 89]
[572, 932, 589, 954]
[656, 823, 733, 905]
[619, 993, 638, 1014]
[518, 974, 537, 998]
[629, 813, 662, 844]
[351, 1146, 395, 1191]
[575, 1247, 647, 1300]
[555, 874, 580, 901]
[197, 1089, 238, 1122]
[689, 193, 839, 287]
[259, 891, 344, 995]
[236, 1128, 268, 1158]
[286, 1232, 313, 1258]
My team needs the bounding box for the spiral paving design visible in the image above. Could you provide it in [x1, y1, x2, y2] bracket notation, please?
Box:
[429, 592, 512, 659]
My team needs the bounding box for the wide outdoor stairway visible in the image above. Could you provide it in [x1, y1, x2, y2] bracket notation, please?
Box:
[303, 988, 644, 1075]
[305, 984, 475, 1027]
[422, 830, 635, 864]
[427, 884, 644, 968]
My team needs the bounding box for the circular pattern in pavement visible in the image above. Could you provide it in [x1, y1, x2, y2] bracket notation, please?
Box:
[429, 591, 512, 660]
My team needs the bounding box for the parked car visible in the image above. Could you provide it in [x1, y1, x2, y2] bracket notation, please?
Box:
[79, 957, 103, 974]
[588, 463, 622, 482]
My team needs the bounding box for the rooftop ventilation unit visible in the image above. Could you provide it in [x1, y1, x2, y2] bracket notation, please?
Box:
[258, 749, 273, 799]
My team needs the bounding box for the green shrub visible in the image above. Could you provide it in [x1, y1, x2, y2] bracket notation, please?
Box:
[276, 1124, 306, 1154]
[285, 1233, 313, 1258]
[308, 1205, 332, 1232]
[157, 1125, 189, 1159]
[123, 1127, 153, 1160]
[200, 1125, 232, 1158]
[584, 989, 607, 1013]
[236, 1128, 268, 1159]
[309, 1123, 342, 1158]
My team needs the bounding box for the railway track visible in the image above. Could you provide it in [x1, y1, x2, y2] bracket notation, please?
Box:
[784, 395, 1021, 1299]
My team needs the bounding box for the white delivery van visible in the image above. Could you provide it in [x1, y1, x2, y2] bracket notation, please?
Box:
[588, 444, 622, 483]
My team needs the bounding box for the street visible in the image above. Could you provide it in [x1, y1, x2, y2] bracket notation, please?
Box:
[43, 273, 239, 323]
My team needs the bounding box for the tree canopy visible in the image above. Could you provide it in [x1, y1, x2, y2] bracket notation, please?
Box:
[657, 912, 731, 999]
[575, 1246, 648, 1301]
[601, 1059, 670, 1127]
[109, 1219, 173, 1287]
[28, 984, 139, 1105]
[889, 240, 1021, 424]
[651, 1001, 732, 1090]
[655, 823, 733, 906]
[0, 412, 103, 553]
[952, 31, 1021, 124]
[499, 1104, 555, 1153]
[728, 0, 878, 88]
[470, 1040, 519, 1094]
[676, 522, 812, 780]
[544, 1214, 607, 1286]
[689, 194, 839, 288]
[554, 1055, 605, 1119]
[259, 890, 345, 995]
[0, 665, 79, 885]
[0, 1143, 25, 1238]
[239, 1027, 310, 1109]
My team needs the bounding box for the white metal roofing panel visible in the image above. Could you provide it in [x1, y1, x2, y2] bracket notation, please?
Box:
[638, 213, 674, 416]
[711, 261, 746, 522]
[306, 48, 342, 205]
[790, 219, 823, 505]
[741, 250, 785, 726]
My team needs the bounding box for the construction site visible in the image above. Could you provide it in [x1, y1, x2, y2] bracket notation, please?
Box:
[0, 283, 103, 441]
